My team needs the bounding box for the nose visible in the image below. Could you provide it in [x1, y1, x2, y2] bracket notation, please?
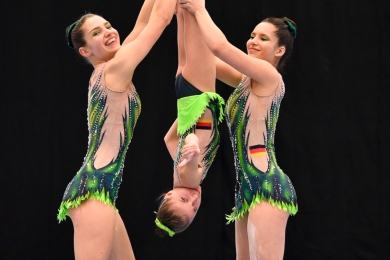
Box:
[104, 29, 112, 37]
[248, 38, 257, 45]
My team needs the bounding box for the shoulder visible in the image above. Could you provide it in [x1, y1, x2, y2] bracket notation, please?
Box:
[250, 70, 281, 96]
[89, 63, 107, 88]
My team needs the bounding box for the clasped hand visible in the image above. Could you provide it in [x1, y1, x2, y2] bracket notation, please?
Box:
[178, 142, 200, 167]
[179, 0, 205, 14]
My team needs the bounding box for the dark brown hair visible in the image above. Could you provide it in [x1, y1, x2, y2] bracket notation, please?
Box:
[155, 194, 191, 237]
[65, 13, 98, 52]
[261, 17, 297, 71]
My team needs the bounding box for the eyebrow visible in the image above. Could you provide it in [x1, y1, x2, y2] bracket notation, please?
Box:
[251, 32, 270, 37]
[89, 22, 110, 34]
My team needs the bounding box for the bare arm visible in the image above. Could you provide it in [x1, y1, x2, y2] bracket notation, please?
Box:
[215, 57, 242, 88]
[105, 0, 177, 91]
[166, 125, 202, 188]
[178, 134, 203, 188]
[122, 0, 157, 45]
[180, 0, 279, 89]
[164, 119, 180, 160]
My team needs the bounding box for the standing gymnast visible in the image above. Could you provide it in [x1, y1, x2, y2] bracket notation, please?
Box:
[181, 0, 298, 258]
[154, 4, 224, 237]
[57, 0, 177, 258]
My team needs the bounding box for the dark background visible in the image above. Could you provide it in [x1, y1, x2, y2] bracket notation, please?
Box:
[1, 0, 389, 259]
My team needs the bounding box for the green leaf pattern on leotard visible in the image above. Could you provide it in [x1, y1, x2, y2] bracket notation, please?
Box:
[57, 67, 141, 222]
[175, 97, 223, 181]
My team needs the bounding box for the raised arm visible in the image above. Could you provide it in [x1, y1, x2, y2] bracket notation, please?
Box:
[105, 0, 177, 91]
[215, 57, 242, 88]
[180, 0, 279, 88]
[122, 0, 157, 45]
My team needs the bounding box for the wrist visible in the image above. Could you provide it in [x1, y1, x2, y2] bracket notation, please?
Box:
[194, 7, 207, 17]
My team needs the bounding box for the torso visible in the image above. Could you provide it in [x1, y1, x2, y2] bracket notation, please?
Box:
[61, 63, 141, 203]
[226, 75, 284, 172]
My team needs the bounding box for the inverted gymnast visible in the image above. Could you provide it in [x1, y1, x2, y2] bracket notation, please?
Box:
[154, 4, 224, 237]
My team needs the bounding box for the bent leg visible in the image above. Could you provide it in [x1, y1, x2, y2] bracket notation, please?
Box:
[247, 202, 289, 260]
[69, 199, 116, 260]
[235, 213, 250, 260]
[109, 212, 135, 260]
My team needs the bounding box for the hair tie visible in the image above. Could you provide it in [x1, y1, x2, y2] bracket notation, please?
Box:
[67, 20, 79, 48]
[155, 218, 175, 237]
[284, 20, 297, 39]
[154, 212, 175, 237]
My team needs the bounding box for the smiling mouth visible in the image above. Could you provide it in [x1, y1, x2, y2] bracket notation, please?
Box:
[105, 37, 116, 46]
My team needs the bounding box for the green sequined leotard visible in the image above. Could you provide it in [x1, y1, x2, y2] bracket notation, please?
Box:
[57, 63, 141, 222]
[174, 74, 224, 184]
[225, 76, 297, 223]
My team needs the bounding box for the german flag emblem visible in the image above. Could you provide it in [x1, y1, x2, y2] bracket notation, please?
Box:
[196, 119, 212, 130]
[249, 144, 267, 157]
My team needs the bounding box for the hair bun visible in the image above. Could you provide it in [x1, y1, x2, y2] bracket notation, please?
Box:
[155, 227, 167, 237]
[282, 18, 297, 38]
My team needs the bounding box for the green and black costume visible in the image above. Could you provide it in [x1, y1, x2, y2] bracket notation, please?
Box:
[57, 63, 141, 222]
[225, 76, 298, 223]
[174, 74, 224, 181]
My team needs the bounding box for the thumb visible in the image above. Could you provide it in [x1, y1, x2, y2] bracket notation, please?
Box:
[178, 158, 188, 168]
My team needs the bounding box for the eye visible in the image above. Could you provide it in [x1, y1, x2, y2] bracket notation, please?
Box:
[106, 24, 112, 29]
[181, 197, 188, 202]
[261, 36, 270, 41]
[92, 30, 100, 36]
[250, 33, 255, 39]
[193, 206, 198, 212]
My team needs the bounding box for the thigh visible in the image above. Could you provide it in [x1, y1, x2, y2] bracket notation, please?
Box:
[235, 213, 250, 260]
[69, 199, 116, 260]
[247, 201, 289, 260]
[109, 212, 135, 260]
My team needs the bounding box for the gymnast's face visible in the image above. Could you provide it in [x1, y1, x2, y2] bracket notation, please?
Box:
[79, 15, 121, 62]
[246, 22, 285, 65]
[164, 186, 202, 220]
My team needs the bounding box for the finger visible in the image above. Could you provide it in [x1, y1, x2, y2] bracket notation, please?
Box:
[181, 151, 193, 159]
[181, 145, 196, 154]
[181, 145, 196, 153]
[182, 147, 198, 157]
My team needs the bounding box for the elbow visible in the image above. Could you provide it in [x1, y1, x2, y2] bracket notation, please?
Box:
[156, 12, 173, 27]
[163, 133, 170, 145]
[164, 131, 176, 145]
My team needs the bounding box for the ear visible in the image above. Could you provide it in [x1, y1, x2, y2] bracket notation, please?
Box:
[164, 191, 173, 199]
[275, 46, 286, 57]
[79, 47, 91, 58]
